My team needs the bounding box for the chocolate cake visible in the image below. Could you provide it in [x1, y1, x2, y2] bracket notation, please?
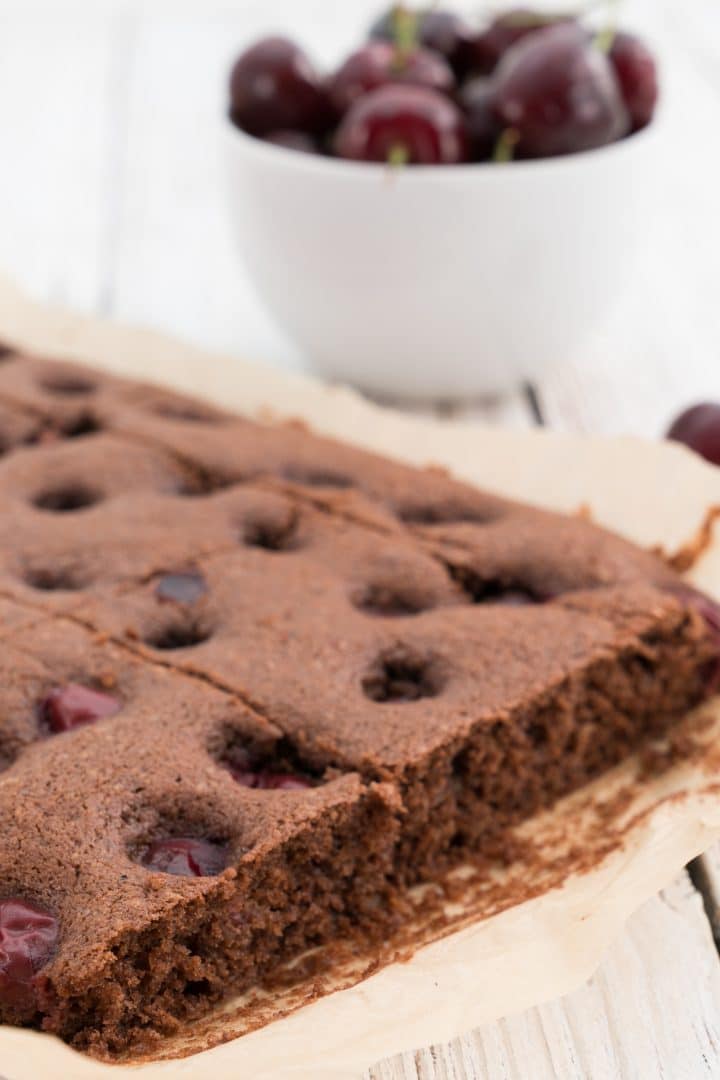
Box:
[0, 347, 716, 1056]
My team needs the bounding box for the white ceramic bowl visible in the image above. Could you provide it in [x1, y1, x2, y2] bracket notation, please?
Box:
[223, 118, 661, 400]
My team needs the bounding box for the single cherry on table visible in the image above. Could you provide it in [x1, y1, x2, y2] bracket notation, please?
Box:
[667, 403, 720, 467]
[0, 899, 59, 1012]
[329, 41, 455, 115]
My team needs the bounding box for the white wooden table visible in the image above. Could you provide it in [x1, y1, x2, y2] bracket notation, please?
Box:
[1, 0, 720, 1075]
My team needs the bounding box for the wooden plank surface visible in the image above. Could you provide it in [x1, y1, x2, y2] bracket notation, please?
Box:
[0, 0, 719, 1076]
[366, 875, 720, 1080]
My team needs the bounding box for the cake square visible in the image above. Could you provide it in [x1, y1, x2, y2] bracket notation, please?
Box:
[0, 616, 400, 1054]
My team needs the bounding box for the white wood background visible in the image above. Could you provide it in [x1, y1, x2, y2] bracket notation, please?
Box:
[0, 0, 719, 1075]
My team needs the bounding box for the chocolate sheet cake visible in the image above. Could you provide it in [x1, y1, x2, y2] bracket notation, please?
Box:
[0, 347, 716, 1056]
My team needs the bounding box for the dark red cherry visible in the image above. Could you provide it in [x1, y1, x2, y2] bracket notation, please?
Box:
[42, 684, 121, 734]
[0, 899, 59, 1012]
[609, 32, 658, 132]
[494, 24, 630, 158]
[418, 10, 477, 78]
[370, 7, 476, 79]
[670, 584, 720, 691]
[472, 8, 575, 75]
[692, 591, 720, 645]
[156, 571, 208, 604]
[667, 403, 720, 466]
[336, 84, 468, 165]
[141, 838, 227, 877]
[225, 747, 313, 791]
[329, 41, 454, 115]
[460, 78, 502, 161]
[229, 36, 331, 137]
[264, 130, 319, 153]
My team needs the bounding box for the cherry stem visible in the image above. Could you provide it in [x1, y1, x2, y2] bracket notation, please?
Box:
[595, 0, 621, 52]
[392, 4, 419, 67]
[500, 1, 617, 29]
[492, 128, 520, 163]
[387, 143, 410, 167]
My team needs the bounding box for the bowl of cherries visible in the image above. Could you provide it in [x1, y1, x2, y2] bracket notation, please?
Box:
[224, 4, 660, 399]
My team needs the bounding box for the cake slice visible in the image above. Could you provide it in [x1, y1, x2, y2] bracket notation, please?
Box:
[0, 618, 401, 1054]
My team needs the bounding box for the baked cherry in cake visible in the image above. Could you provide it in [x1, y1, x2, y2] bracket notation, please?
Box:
[155, 570, 208, 604]
[0, 899, 59, 1011]
[225, 747, 314, 791]
[42, 684, 121, 733]
[673, 585, 720, 689]
[141, 838, 228, 878]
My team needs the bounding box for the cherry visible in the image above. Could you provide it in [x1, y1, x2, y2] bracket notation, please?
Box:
[0, 899, 59, 1011]
[667, 404, 720, 466]
[609, 31, 659, 132]
[42, 684, 121, 734]
[472, 8, 575, 75]
[494, 24, 630, 158]
[418, 10, 477, 78]
[329, 41, 455, 116]
[335, 85, 468, 165]
[264, 130, 319, 153]
[460, 78, 502, 161]
[141, 838, 227, 877]
[156, 571, 208, 604]
[225, 747, 313, 791]
[370, 7, 476, 80]
[229, 36, 331, 137]
[669, 585, 720, 691]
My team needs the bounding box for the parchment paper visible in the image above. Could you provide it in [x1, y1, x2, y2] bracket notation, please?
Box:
[0, 275, 718, 1080]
